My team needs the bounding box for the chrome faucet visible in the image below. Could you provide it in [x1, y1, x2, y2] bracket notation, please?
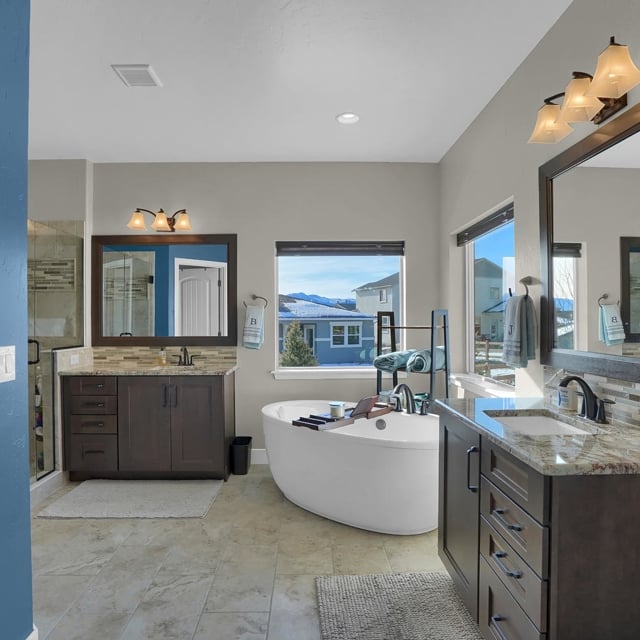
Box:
[559, 375, 598, 421]
[391, 383, 415, 414]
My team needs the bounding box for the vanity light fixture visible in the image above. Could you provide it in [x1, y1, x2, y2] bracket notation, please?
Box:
[528, 96, 574, 144]
[586, 36, 640, 98]
[126, 208, 192, 232]
[529, 36, 640, 143]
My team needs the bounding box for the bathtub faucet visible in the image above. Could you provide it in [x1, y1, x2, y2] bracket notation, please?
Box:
[391, 383, 415, 414]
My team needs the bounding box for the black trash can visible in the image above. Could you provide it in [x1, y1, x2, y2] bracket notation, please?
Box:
[231, 436, 252, 475]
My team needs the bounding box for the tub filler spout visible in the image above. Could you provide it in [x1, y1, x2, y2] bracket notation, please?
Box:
[392, 383, 415, 413]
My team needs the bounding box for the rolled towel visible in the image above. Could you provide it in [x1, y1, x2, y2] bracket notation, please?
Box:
[406, 347, 447, 373]
[373, 349, 416, 373]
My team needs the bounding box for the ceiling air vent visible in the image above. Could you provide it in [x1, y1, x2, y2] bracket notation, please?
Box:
[111, 64, 163, 87]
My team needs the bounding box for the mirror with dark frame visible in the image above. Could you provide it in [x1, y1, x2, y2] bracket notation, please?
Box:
[540, 102, 640, 381]
[92, 234, 237, 346]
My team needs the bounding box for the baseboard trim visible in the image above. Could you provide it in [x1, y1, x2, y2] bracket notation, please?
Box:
[252, 448, 268, 465]
[30, 470, 66, 511]
[26, 625, 38, 640]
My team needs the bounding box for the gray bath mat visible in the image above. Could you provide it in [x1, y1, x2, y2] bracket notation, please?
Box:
[316, 571, 483, 640]
[38, 479, 223, 518]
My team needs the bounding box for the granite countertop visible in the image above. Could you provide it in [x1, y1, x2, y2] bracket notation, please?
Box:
[435, 397, 640, 477]
[59, 363, 238, 376]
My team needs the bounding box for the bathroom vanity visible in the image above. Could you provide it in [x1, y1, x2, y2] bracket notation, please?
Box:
[62, 367, 236, 480]
[436, 397, 640, 640]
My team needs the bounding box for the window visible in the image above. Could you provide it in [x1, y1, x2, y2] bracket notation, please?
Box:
[553, 243, 581, 350]
[276, 241, 404, 369]
[331, 322, 362, 347]
[458, 204, 515, 386]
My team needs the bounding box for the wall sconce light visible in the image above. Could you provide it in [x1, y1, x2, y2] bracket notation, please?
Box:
[126, 208, 192, 232]
[529, 36, 640, 144]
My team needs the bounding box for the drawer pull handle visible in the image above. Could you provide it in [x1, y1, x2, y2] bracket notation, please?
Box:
[83, 449, 104, 456]
[492, 507, 523, 532]
[83, 422, 105, 428]
[85, 402, 105, 408]
[491, 551, 523, 579]
[490, 615, 509, 640]
[466, 445, 479, 492]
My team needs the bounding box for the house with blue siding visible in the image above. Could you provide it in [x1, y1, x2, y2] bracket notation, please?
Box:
[279, 295, 376, 366]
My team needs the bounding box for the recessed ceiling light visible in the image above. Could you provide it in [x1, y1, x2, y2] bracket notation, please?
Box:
[336, 112, 360, 125]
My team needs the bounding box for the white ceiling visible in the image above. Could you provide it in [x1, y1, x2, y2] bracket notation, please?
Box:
[28, 0, 573, 163]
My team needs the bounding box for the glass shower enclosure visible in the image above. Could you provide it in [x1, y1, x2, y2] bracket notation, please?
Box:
[27, 220, 83, 482]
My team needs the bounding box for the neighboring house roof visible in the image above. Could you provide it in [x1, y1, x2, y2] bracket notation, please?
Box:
[279, 296, 373, 320]
[475, 258, 503, 278]
[354, 272, 399, 292]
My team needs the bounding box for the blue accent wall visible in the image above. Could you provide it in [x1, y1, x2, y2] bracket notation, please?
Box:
[0, 1, 34, 638]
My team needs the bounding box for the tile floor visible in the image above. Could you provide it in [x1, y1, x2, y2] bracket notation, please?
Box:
[31, 465, 445, 639]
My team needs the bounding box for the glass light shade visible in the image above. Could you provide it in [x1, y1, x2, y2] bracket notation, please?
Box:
[528, 103, 574, 144]
[126, 210, 146, 230]
[559, 77, 604, 122]
[586, 42, 640, 98]
[151, 209, 171, 231]
[174, 212, 191, 231]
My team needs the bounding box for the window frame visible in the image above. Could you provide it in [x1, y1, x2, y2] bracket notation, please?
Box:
[274, 240, 405, 379]
[459, 203, 516, 386]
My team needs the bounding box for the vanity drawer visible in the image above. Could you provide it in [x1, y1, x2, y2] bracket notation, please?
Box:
[70, 395, 117, 415]
[481, 477, 549, 578]
[479, 556, 546, 640]
[68, 435, 117, 471]
[482, 441, 549, 523]
[70, 415, 117, 434]
[480, 518, 548, 631]
[69, 376, 117, 395]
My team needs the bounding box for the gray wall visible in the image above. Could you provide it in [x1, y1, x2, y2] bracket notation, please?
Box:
[88, 162, 442, 446]
[438, 0, 640, 395]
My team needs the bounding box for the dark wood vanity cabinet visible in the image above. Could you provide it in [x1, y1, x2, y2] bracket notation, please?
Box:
[438, 408, 640, 640]
[118, 375, 231, 474]
[438, 413, 481, 619]
[63, 373, 235, 480]
[64, 376, 118, 472]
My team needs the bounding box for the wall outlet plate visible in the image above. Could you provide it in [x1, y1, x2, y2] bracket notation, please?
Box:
[0, 345, 16, 383]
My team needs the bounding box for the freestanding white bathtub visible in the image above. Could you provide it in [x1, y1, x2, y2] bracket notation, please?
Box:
[261, 399, 440, 535]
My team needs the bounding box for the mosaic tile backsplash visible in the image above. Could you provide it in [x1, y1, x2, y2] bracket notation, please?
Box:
[544, 366, 640, 429]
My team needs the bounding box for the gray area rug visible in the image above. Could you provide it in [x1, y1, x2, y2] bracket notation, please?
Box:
[38, 479, 223, 518]
[316, 572, 483, 640]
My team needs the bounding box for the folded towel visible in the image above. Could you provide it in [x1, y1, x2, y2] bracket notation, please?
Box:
[406, 347, 447, 373]
[598, 303, 625, 346]
[243, 303, 265, 349]
[373, 349, 416, 373]
[502, 295, 537, 368]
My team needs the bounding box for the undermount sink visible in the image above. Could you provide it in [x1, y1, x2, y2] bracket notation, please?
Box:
[484, 410, 591, 436]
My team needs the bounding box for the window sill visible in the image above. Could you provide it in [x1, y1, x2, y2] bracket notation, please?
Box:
[450, 373, 515, 399]
[272, 367, 407, 381]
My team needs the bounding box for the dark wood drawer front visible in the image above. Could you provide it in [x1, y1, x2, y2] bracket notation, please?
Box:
[69, 376, 117, 395]
[482, 442, 549, 523]
[479, 557, 546, 640]
[481, 477, 548, 578]
[480, 518, 548, 630]
[69, 435, 117, 471]
[70, 415, 117, 434]
[70, 395, 117, 415]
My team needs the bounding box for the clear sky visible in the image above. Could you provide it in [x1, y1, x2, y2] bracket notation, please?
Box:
[278, 255, 400, 299]
[474, 222, 514, 267]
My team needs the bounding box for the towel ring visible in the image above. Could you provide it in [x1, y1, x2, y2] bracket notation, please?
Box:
[243, 294, 268, 309]
[598, 293, 609, 307]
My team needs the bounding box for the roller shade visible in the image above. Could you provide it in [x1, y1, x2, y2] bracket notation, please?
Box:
[456, 203, 514, 247]
[276, 241, 404, 256]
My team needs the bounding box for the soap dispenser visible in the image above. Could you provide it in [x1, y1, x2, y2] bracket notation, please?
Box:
[158, 346, 167, 366]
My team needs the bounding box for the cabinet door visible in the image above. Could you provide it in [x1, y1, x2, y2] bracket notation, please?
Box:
[118, 377, 172, 471]
[170, 376, 224, 473]
[438, 414, 481, 620]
